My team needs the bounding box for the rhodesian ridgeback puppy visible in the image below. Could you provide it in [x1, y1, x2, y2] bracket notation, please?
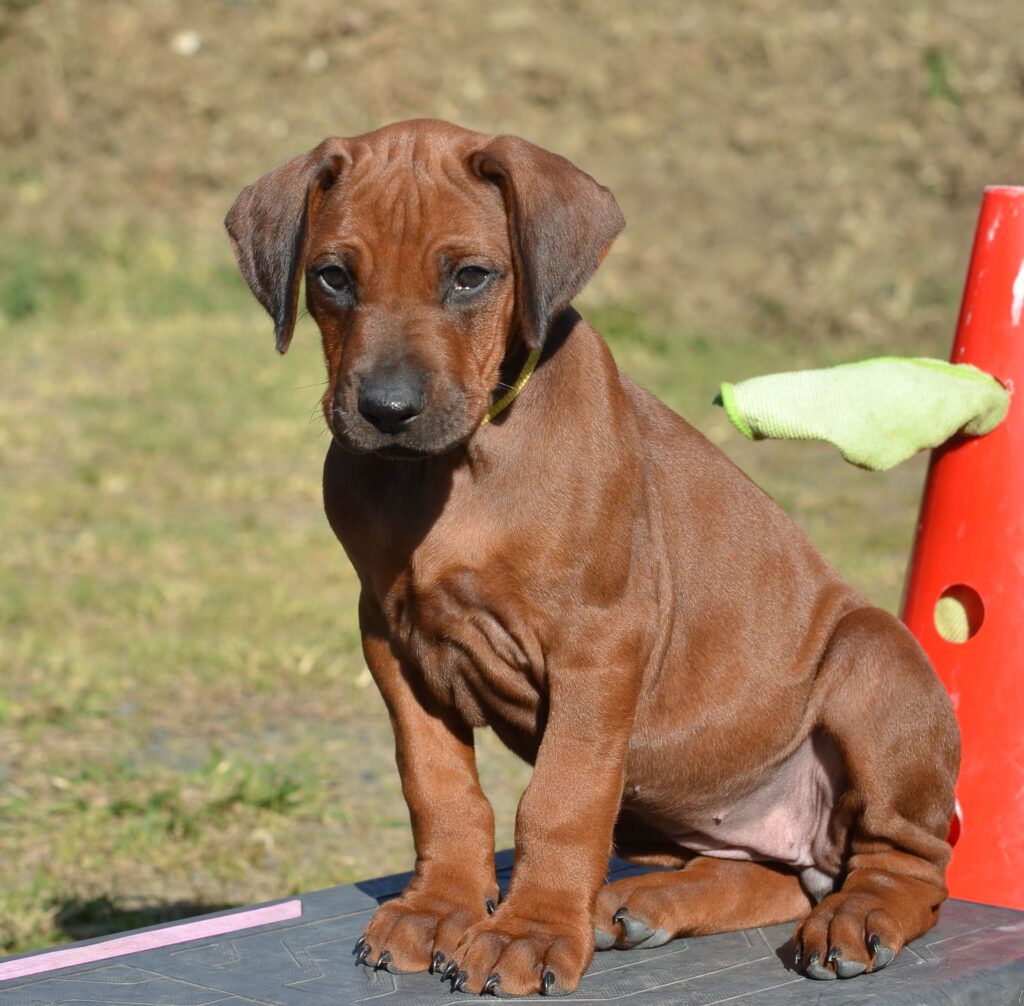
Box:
[226, 119, 959, 997]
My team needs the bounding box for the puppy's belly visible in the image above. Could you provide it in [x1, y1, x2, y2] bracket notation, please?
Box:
[668, 733, 845, 881]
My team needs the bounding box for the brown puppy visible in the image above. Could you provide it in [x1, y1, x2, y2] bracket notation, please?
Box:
[226, 120, 959, 997]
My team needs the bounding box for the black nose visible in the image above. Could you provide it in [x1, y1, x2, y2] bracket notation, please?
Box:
[357, 374, 426, 434]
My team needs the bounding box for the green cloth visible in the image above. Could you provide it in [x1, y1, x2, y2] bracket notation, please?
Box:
[716, 357, 1009, 471]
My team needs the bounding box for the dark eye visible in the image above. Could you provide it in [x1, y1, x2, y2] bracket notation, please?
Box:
[318, 265, 352, 295]
[453, 266, 491, 294]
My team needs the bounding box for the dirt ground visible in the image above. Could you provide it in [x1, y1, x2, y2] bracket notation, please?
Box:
[1, 0, 1022, 956]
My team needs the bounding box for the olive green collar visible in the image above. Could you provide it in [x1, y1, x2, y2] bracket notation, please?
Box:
[480, 347, 541, 425]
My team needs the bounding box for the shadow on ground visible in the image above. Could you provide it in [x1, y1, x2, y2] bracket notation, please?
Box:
[52, 896, 237, 942]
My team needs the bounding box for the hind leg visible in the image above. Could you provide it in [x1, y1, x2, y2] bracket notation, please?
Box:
[594, 856, 812, 950]
[795, 608, 959, 980]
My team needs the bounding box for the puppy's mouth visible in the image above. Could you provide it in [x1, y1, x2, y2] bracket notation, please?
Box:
[370, 442, 442, 461]
[329, 396, 478, 460]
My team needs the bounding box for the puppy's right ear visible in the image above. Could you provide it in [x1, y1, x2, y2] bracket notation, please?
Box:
[225, 139, 349, 353]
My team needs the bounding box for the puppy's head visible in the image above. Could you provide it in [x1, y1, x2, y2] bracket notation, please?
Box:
[226, 120, 623, 459]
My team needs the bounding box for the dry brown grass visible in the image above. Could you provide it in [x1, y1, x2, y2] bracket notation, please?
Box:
[3, 1, 1024, 338]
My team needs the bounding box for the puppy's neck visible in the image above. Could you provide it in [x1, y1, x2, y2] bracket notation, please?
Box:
[466, 307, 628, 475]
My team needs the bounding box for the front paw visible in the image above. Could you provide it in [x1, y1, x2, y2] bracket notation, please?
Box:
[356, 888, 496, 976]
[446, 906, 592, 996]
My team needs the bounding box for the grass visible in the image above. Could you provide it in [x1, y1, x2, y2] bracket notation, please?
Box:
[0, 241, 936, 955]
[2, 0, 1008, 961]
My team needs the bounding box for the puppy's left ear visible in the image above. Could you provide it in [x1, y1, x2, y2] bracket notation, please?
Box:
[225, 138, 349, 353]
[469, 136, 624, 350]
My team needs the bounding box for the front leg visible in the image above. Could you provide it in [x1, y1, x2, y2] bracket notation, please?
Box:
[356, 599, 498, 975]
[450, 663, 639, 996]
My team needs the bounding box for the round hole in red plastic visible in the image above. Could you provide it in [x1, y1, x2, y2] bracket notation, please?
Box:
[934, 584, 984, 643]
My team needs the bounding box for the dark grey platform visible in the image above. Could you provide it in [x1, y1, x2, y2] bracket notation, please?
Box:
[2, 853, 1022, 1004]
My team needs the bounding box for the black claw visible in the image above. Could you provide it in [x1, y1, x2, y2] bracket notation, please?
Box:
[354, 935, 366, 953]
[375, 950, 391, 971]
[355, 943, 372, 966]
[826, 946, 841, 965]
[483, 973, 501, 993]
[453, 970, 467, 992]
[431, 951, 446, 974]
[542, 970, 556, 994]
[486, 898, 497, 915]
[441, 960, 459, 981]
[621, 913, 656, 947]
[804, 950, 837, 981]
[869, 933, 895, 970]
[612, 907, 627, 924]
[793, 944, 802, 966]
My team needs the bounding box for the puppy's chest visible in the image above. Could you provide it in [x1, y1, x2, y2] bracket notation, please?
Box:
[384, 566, 545, 728]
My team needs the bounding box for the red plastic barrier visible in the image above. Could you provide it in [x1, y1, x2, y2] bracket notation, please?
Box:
[901, 186, 1024, 910]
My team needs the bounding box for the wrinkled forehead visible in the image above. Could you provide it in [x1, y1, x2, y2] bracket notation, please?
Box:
[308, 129, 509, 263]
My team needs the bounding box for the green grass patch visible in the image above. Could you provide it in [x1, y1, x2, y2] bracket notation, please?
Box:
[0, 229, 252, 325]
[0, 251, 927, 954]
[924, 45, 960, 106]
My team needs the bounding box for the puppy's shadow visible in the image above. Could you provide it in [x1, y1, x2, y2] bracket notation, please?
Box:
[774, 932, 801, 973]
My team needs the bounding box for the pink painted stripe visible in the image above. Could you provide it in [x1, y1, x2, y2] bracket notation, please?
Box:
[0, 899, 302, 983]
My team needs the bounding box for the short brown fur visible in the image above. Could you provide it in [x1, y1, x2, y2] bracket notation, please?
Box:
[226, 119, 959, 996]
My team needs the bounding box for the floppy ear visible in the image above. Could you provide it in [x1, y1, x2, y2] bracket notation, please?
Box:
[225, 139, 349, 353]
[469, 136, 624, 350]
